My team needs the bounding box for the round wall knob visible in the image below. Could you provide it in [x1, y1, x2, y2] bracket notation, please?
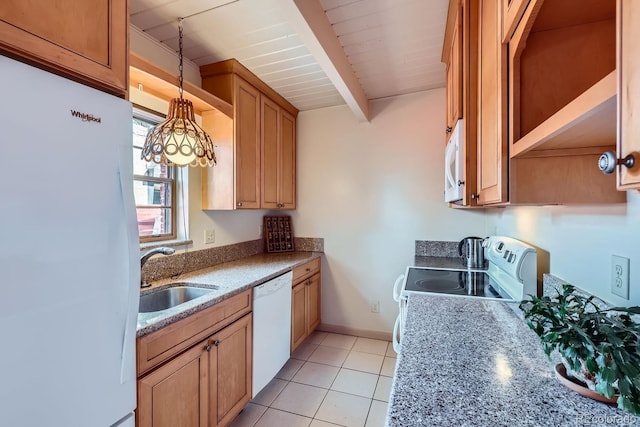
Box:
[598, 151, 635, 174]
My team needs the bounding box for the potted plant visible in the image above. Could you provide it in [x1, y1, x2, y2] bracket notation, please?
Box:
[519, 284, 640, 415]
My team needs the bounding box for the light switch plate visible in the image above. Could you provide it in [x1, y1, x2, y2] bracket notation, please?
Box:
[611, 255, 630, 299]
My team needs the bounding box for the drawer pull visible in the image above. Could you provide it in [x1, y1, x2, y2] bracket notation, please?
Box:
[213, 340, 220, 347]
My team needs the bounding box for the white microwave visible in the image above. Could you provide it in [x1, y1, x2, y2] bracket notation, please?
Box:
[444, 119, 464, 202]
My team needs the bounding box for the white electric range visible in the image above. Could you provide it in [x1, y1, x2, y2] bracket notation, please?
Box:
[392, 236, 537, 352]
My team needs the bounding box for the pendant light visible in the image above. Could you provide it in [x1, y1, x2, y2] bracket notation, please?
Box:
[141, 18, 216, 167]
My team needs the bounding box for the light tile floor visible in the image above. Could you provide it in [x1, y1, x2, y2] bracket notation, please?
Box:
[229, 332, 397, 427]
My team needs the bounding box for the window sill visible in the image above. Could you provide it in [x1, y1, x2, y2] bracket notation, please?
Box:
[140, 239, 193, 251]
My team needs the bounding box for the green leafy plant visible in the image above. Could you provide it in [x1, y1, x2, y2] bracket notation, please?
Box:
[519, 284, 640, 415]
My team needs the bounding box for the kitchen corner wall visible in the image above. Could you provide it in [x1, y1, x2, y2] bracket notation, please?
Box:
[292, 89, 487, 335]
[487, 195, 640, 306]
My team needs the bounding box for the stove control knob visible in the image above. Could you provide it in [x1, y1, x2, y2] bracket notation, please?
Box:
[503, 250, 510, 259]
[496, 242, 504, 253]
[508, 253, 516, 263]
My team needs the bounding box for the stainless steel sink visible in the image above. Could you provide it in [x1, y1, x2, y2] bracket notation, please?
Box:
[139, 284, 218, 313]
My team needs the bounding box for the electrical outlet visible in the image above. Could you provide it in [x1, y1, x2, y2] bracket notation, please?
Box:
[611, 255, 630, 299]
[370, 300, 380, 313]
[204, 229, 215, 244]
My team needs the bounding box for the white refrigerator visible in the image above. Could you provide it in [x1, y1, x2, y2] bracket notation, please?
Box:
[0, 56, 139, 427]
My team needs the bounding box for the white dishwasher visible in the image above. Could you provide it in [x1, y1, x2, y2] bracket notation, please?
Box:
[252, 271, 292, 397]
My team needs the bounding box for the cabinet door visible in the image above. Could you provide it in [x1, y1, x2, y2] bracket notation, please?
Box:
[501, 0, 530, 42]
[210, 313, 253, 427]
[261, 96, 280, 209]
[137, 343, 209, 427]
[279, 109, 297, 209]
[476, 0, 508, 205]
[446, 3, 463, 134]
[306, 273, 321, 334]
[0, 0, 127, 96]
[291, 282, 307, 353]
[235, 78, 261, 208]
[618, 0, 640, 189]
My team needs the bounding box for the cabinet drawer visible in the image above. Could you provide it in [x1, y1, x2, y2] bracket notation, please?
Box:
[137, 289, 252, 376]
[292, 258, 321, 283]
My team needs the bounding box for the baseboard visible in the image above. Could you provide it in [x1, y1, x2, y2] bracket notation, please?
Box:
[317, 323, 392, 342]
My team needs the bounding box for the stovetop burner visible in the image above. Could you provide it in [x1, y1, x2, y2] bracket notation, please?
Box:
[414, 279, 465, 293]
[404, 268, 504, 299]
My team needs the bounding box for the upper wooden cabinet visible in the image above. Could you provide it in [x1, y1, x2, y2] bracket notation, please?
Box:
[200, 59, 298, 210]
[501, 0, 530, 42]
[616, 0, 640, 190]
[262, 97, 297, 209]
[445, 2, 463, 134]
[505, 0, 624, 204]
[0, 0, 128, 96]
[442, 0, 480, 207]
[476, 0, 508, 205]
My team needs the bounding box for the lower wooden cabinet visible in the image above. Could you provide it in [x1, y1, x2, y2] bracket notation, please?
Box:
[291, 264, 321, 353]
[211, 313, 253, 427]
[138, 342, 209, 427]
[137, 313, 253, 427]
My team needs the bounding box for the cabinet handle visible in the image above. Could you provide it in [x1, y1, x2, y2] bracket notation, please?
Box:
[306, 279, 312, 286]
[470, 193, 479, 200]
[457, 180, 465, 186]
[237, 201, 243, 207]
[598, 151, 636, 174]
[446, 126, 452, 134]
[205, 344, 212, 352]
[306, 267, 311, 272]
[213, 340, 220, 347]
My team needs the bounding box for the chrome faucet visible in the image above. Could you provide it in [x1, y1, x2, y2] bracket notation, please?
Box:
[140, 247, 176, 288]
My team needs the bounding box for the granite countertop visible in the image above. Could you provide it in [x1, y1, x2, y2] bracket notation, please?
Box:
[136, 251, 322, 337]
[387, 294, 635, 426]
[413, 256, 472, 270]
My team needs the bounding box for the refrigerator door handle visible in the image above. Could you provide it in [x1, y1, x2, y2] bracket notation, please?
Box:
[117, 146, 141, 384]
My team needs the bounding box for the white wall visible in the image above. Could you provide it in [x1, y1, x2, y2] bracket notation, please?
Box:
[489, 194, 640, 306]
[292, 89, 488, 334]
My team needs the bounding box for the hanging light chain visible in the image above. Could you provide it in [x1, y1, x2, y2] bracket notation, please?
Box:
[178, 17, 184, 99]
[140, 16, 217, 167]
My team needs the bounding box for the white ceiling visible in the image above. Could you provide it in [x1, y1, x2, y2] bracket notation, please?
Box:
[130, 0, 448, 120]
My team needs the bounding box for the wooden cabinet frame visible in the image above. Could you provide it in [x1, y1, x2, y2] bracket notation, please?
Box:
[291, 259, 321, 353]
[201, 59, 298, 210]
[0, 0, 128, 96]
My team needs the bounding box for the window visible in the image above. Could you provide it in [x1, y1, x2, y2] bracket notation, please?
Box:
[132, 112, 176, 242]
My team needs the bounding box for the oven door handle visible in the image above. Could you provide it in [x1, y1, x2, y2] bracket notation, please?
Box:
[392, 274, 405, 302]
[393, 314, 402, 353]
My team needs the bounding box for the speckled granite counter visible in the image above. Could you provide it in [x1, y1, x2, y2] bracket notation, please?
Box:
[137, 251, 321, 337]
[387, 294, 636, 426]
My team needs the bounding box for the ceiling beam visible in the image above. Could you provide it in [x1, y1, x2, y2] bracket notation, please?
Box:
[281, 0, 370, 122]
